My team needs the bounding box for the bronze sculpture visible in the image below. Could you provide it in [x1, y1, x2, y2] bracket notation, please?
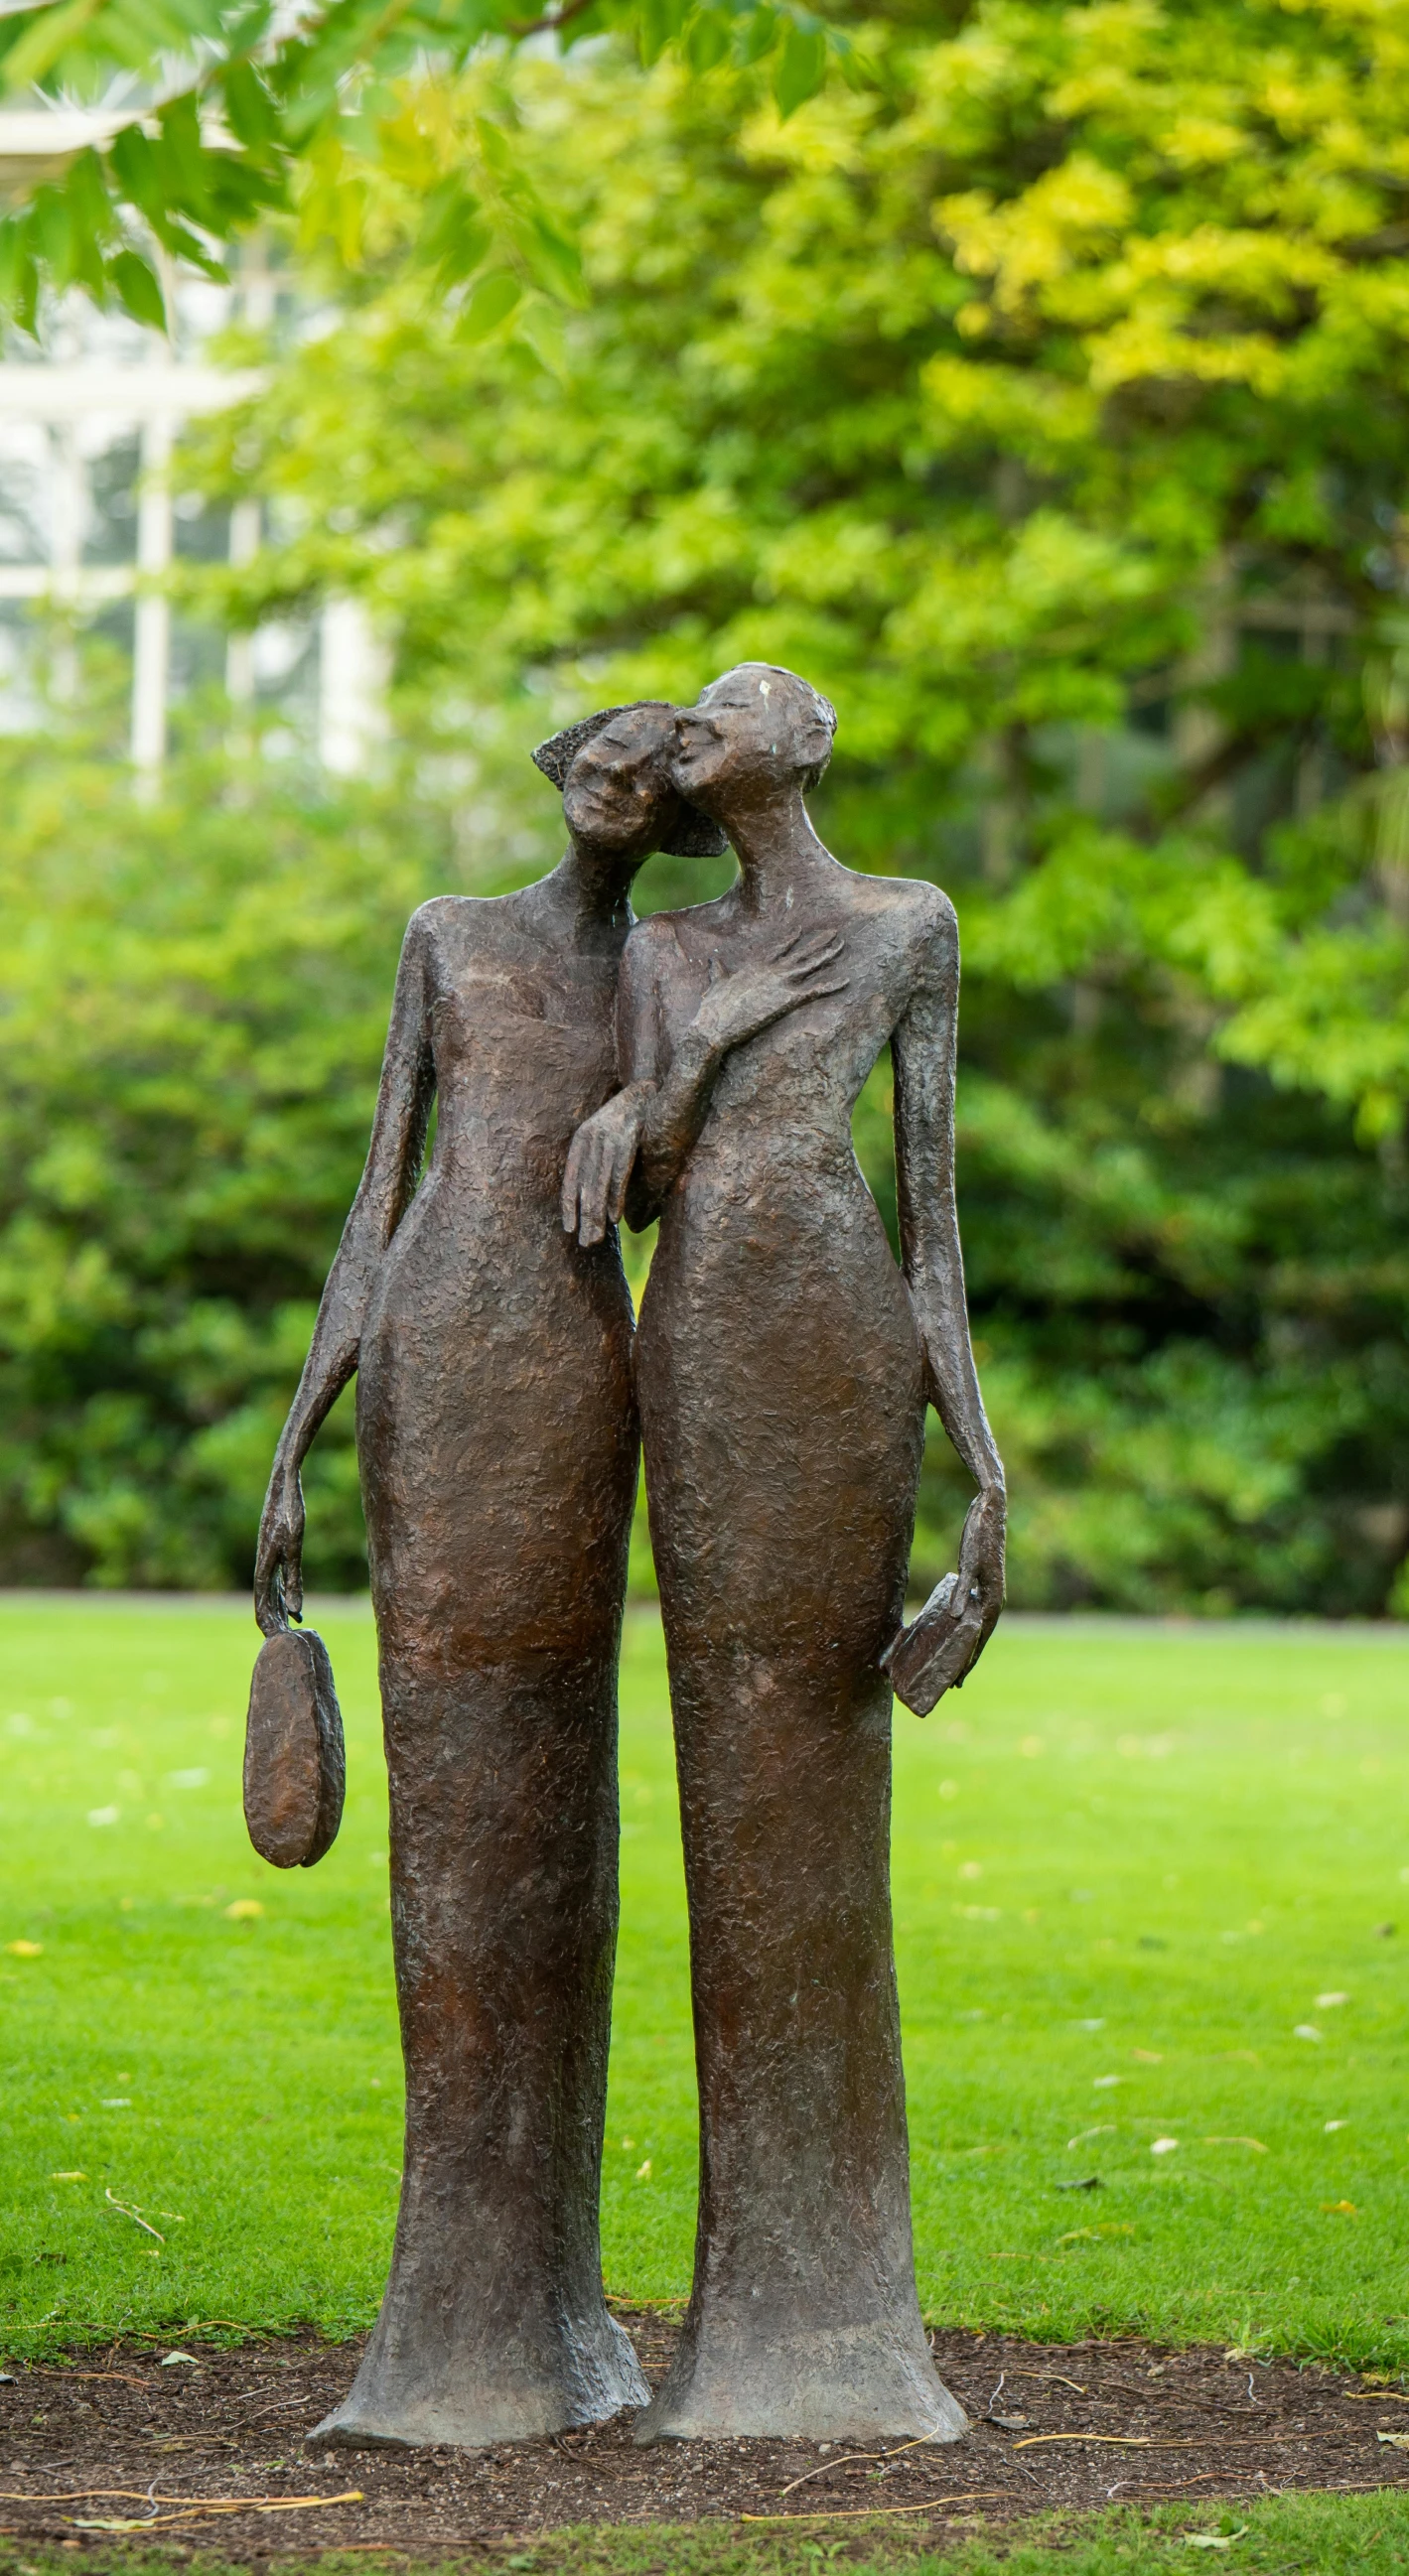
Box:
[564, 664, 1005, 2441]
[252, 666, 1003, 2452]
[253, 703, 729, 2447]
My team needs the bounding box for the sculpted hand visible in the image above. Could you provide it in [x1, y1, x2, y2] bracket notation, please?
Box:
[881, 1485, 1006, 1715]
[689, 929, 847, 1057]
[562, 1083, 650, 1248]
[254, 1448, 306, 1639]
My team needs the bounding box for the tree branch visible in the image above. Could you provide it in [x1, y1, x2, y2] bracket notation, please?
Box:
[504, 0, 597, 37]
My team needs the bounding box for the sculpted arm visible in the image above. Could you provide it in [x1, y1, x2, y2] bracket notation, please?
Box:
[254, 909, 437, 1633]
[561, 928, 676, 1245]
[883, 894, 1006, 1712]
[620, 927, 720, 1231]
[562, 924, 847, 1244]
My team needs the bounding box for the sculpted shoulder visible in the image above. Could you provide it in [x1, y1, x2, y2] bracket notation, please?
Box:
[404, 892, 462, 946]
[874, 873, 956, 934]
[852, 872, 957, 972]
[622, 907, 689, 989]
[403, 890, 513, 959]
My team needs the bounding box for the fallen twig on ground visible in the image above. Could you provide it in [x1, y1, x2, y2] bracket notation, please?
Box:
[743, 2490, 1010, 2524]
[778, 2426, 959, 2498]
[102, 2190, 164, 2243]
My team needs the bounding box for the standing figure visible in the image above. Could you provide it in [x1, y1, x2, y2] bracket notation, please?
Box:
[563, 665, 1006, 2442]
[254, 704, 724, 2449]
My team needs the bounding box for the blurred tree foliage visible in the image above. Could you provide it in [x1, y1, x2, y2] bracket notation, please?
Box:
[0, 0, 843, 331]
[5, 1, 1409, 1608]
[0, 716, 460, 1587]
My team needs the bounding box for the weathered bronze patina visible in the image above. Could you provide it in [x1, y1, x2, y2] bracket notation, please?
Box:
[253, 703, 723, 2449]
[253, 667, 1003, 2453]
[564, 664, 1005, 2443]
[243, 1624, 345, 1867]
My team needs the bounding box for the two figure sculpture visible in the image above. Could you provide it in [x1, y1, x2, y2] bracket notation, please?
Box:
[254, 665, 1007, 2451]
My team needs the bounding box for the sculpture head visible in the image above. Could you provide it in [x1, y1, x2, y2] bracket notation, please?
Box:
[670, 663, 837, 820]
[533, 702, 728, 865]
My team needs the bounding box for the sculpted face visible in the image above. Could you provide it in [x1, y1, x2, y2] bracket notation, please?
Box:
[562, 704, 682, 857]
[671, 663, 833, 815]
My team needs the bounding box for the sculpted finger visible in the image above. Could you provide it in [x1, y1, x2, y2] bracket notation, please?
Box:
[801, 932, 847, 970]
[769, 928, 805, 964]
[561, 1132, 588, 1234]
[579, 1133, 612, 1246]
[774, 977, 847, 1023]
[254, 1518, 284, 1592]
[607, 1136, 635, 1225]
[784, 933, 845, 978]
[254, 1544, 286, 1638]
[579, 1128, 610, 1232]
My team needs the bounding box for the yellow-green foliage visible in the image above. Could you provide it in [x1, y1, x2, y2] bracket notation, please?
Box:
[184, 6, 1409, 1611]
[1, 9, 1407, 1603]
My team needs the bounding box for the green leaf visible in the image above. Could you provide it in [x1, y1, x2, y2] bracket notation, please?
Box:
[738, 4, 777, 68]
[0, 0, 104, 93]
[513, 209, 583, 303]
[475, 114, 515, 179]
[683, 7, 731, 72]
[637, 0, 689, 68]
[62, 152, 116, 293]
[0, 217, 38, 336]
[221, 61, 279, 156]
[418, 176, 488, 282]
[27, 186, 76, 291]
[454, 268, 520, 339]
[156, 91, 213, 220]
[108, 247, 168, 332]
[108, 124, 165, 229]
[773, 19, 826, 117]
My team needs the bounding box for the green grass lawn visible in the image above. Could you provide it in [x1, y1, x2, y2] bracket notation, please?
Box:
[1, 1600, 1407, 2371]
[7, 2497, 1409, 2576]
[464, 2498, 1409, 2574]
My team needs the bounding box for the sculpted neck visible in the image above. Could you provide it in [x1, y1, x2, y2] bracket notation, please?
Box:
[544, 841, 639, 938]
[718, 789, 834, 917]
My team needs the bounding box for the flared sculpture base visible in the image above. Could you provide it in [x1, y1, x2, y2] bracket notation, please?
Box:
[311, 2313, 647, 2452]
[634, 2313, 967, 2445]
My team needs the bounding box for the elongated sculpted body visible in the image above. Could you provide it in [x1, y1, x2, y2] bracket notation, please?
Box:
[256, 706, 724, 2448]
[565, 665, 1007, 2442]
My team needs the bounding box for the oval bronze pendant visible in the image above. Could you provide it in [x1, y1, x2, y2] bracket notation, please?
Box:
[243, 1627, 346, 1868]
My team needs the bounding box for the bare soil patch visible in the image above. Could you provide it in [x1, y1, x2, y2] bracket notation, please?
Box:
[1, 2313, 1405, 2552]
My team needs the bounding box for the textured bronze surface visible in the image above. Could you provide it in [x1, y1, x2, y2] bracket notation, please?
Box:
[565, 665, 1005, 2443]
[253, 669, 1003, 2454]
[242, 1626, 345, 1867]
[253, 704, 721, 2449]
